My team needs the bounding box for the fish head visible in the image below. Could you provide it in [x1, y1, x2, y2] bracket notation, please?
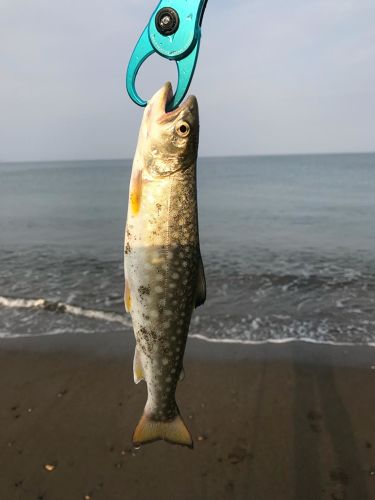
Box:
[140, 82, 199, 177]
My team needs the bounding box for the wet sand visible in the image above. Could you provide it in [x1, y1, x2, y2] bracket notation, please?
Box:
[0, 333, 374, 500]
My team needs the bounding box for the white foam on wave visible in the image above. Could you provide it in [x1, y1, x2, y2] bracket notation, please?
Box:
[0, 296, 46, 309]
[0, 295, 132, 327]
[0, 327, 104, 339]
[189, 333, 375, 348]
[64, 304, 131, 326]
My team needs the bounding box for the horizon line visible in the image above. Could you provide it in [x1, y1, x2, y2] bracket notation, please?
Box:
[1, 150, 375, 165]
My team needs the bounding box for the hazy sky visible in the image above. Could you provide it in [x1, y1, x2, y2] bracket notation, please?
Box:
[1, 0, 374, 161]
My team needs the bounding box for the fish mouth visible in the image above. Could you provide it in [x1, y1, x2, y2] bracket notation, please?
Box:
[151, 82, 197, 122]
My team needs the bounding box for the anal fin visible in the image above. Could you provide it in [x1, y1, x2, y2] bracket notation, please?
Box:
[133, 348, 145, 384]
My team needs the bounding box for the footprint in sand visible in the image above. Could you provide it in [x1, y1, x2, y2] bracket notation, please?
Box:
[227, 445, 254, 465]
[307, 409, 323, 433]
[330, 467, 349, 500]
[11, 405, 21, 420]
[330, 467, 349, 485]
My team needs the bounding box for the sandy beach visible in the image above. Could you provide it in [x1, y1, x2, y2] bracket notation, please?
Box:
[0, 333, 374, 500]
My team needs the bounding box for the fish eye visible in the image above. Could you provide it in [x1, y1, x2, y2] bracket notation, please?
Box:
[176, 121, 190, 137]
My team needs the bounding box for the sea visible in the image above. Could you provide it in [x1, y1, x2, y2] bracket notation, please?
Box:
[1, 153, 375, 346]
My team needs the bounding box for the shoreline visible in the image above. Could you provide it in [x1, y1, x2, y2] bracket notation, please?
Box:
[0, 330, 374, 367]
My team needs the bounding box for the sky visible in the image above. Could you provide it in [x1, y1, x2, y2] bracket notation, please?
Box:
[1, 0, 374, 161]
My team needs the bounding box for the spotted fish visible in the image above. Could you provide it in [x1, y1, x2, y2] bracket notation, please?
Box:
[124, 82, 206, 448]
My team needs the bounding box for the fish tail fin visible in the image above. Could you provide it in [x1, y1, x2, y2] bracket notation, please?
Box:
[132, 412, 193, 449]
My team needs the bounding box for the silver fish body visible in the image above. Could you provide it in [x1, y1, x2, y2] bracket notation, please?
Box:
[124, 83, 206, 447]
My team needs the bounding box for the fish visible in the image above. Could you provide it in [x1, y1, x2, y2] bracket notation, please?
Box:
[124, 82, 206, 448]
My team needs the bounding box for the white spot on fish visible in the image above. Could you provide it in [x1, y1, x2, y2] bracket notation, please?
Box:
[155, 286, 163, 294]
[162, 358, 168, 366]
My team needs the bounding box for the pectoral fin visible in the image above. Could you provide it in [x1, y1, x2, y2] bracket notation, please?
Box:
[179, 367, 185, 382]
[130, 169, 142, 215]
[133, 348, 145, 384]
[195, 253, 206, 308]
[124, 279, 132, 313]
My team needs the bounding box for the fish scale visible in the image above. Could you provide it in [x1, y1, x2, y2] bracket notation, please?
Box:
[124, 82, 206, 447]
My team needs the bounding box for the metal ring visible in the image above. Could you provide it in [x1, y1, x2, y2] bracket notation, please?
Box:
[155, 7, 180, 36]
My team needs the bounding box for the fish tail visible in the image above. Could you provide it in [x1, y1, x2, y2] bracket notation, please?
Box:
[132, 411, 193, 449]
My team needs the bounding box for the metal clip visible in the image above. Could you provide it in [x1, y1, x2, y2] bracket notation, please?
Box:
[126, 0, 208, 110]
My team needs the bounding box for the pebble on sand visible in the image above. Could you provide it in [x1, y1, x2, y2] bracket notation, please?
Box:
[197, 434, 208, 442]
[44, 463, 57, 472]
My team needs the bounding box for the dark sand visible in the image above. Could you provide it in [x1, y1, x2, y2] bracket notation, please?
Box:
[0, 332, 374, 500]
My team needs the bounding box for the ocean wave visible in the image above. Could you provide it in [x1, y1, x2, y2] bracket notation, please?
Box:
[189, 334, 375, 348]
[0, 295, 375, 347]
[0, 295, 131, 327]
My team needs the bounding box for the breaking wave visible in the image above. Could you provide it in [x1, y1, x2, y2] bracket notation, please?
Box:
[0, 295, 131, 328]
[0, 295, 374, 347]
